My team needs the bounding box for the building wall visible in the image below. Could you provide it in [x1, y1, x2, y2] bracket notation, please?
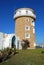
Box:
[0, 32, 22, 50]
[15, 16, 35, 48]
[0, 32, 3, 50]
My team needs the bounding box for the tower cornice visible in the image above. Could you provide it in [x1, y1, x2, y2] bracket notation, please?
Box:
[14, 8, 36, 20]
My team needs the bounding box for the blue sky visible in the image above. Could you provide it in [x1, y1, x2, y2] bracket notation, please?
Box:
[0, 0, 44, 44]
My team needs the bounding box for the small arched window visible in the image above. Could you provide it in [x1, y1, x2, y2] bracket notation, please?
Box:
[26, 10, 28, 14]
[25, 18, 29, 22]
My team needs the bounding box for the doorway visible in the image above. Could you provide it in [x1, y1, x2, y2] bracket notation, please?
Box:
[12, 36, 16, 48]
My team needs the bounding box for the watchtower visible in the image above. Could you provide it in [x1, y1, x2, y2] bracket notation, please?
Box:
[14, 8, 36, 48]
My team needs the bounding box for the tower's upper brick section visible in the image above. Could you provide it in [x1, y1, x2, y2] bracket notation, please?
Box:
[14, 8, 36, 20]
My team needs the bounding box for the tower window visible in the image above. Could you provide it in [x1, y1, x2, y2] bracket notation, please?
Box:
[25, 26, 30, 30]
[17, 10, 21, 15]
[25, 33, 30, 38]
[33, 28, 35, 34]
[19, 10, 21, 13]
[25, 18, 29, 22]
[31, 21, 35, 26]
[26, 10, 28, 14]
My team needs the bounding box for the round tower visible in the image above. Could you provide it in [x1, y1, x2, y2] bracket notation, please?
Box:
[14, 8, 36, 48]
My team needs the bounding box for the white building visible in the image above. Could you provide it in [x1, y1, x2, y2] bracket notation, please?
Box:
[0, 32, 22, 50]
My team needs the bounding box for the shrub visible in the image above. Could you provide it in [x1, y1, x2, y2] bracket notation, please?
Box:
[21, 39, 30, 49]
[1, 48, 9, 61]
[10, 45, 16, 55]
[0, 51, 3, 62]
[0, 46, 16, 63]
[14, 46, 16, 54]
[41, 51, 44, 54]
[0, 48, 12, 62]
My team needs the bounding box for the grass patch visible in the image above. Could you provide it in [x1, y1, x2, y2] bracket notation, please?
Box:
[0, 48, 44, 65]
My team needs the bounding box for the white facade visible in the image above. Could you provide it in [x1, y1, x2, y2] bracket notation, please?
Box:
[0, 32, 3, 50]
[0, 32, 22, 50]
